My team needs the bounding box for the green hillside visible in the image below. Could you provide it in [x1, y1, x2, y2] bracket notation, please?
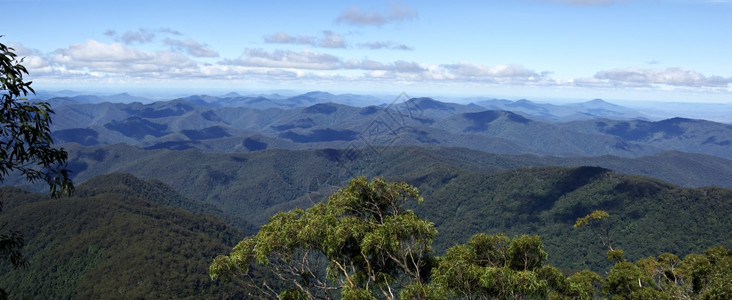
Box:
[0, 174, 250, 299]
[409, 166, 732, 271]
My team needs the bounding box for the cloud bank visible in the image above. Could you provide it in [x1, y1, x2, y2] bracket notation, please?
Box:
[594, 67, 731, 87]
[13, 37, 731, 97]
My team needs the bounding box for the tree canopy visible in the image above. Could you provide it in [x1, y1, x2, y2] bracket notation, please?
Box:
[210, 176, 436, 299]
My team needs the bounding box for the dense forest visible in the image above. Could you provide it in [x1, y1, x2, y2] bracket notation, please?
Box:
[1, 167, 730, 298]
[0, 174, 249, 299]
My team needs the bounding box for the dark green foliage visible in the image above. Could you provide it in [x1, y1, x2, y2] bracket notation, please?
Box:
[604, 261, 655, 297]
[75, 173, 257, 234]
[423, 233, 552, 299]
[0, 218, 24, 269]
[0, 175, 250, 299]
[682, 246, 732, 299]
[583, 246, 732, 299]
[413, 165, 732, 271]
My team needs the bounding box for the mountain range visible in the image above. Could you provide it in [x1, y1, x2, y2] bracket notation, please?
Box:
[45, 95, 732, 160]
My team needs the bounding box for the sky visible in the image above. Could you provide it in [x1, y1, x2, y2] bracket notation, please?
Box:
[3, 0, 732, 103]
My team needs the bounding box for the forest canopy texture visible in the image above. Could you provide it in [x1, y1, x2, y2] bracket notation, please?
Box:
[211, 177, 732, 299]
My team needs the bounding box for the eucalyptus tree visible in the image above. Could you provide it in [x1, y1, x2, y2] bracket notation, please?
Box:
[210, 177, 436, 299]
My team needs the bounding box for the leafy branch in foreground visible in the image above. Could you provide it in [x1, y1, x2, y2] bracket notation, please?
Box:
[210, 177, 436, 299]
[1, 38, 73, 197]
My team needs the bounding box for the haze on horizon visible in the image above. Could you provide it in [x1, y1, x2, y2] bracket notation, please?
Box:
[3, 0, 732, 104]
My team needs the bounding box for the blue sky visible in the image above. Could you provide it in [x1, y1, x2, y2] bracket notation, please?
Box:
[3, 0, 732, 102]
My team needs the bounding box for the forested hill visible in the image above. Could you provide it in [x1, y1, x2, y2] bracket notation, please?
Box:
[0, 174, 250, 299]
[406, 166, 732, 271]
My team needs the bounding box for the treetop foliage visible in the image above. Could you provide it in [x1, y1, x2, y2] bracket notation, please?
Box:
[210, 176, 436, 299]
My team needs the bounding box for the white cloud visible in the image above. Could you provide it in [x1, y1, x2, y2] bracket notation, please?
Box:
[53, 39, 195, 74]
[158, 28, 182, 35]
[6, 42, 54, 74]
[336, 2, 418, 26]
[17, 37, 731, 99]
[358, 41, 414, 51]
[222, 48, 342, 70]
[594, 67, 731, 87]
[343, 59, 426, 73]
[121, 30, 155, 44]
[264, 32, 315, 44]
[319, 31, 346, 48]
[442, 62, 540, 79]
[264, 31, 413, 51]
[344, 59, 386, 70]
[55, 40, 149, 62]
[263, 31, 346, 48]
[105, 28, 183, 45]
[164, 38, 219, 57]
[102, 28, 218, 58]
[393, 60, 426, 73]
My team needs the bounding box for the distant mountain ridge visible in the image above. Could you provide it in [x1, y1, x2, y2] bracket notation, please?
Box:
[45, 96, 732, 160]
[473, 98, 652, 122]
[34, 90, 731, 122]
